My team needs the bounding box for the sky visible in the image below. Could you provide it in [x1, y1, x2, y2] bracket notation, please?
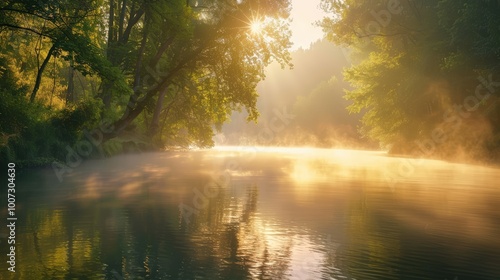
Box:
[289, 0, 328, 50]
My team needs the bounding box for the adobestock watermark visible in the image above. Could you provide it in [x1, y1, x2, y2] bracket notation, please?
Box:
[416, 75, 498, 157]
[384, 74, 499, 189]
[256, 106, 296, 145]
[51, 120, 111, 182]
[179, 107, 295, 224]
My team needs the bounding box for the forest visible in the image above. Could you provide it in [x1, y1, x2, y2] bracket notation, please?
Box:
[1, 0, 499, 167]
[321, 0, 500, 161]
[0, 0, 292, 167]
[2, 2, 500, 279]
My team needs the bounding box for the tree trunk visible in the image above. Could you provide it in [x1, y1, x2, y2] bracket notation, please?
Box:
[121, 8, 144, 44]
[108, 0, 115, 44]
[102, 41, 207, 143]
[118, 0, 127, 41]
[102, 0, 116, 108]
[149, 88, 167, 137]
[101, 81, 113, 108]
[30, 44, 56, 103]
[132, 15, 149, 91]
[66, 65, 76, 104]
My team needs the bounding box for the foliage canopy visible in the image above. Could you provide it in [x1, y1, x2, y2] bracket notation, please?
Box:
[0, 0, 292, 162]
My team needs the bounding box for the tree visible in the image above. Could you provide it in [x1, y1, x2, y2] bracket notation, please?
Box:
[1, 0, 293, 161]
[0, 0, 108, 103]
[321, 0, 500, 158]
[101, 0, 293, 147]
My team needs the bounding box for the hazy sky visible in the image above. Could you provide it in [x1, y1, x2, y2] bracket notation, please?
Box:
[289, 0, 328, 50]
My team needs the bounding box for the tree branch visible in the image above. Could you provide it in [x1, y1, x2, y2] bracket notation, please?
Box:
[0, 23, 54, 39]
[31, 44, 57, 103]
[120, 7, 144, 44]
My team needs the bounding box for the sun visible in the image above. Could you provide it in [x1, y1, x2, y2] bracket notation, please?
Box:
[250, 20, 264, 34]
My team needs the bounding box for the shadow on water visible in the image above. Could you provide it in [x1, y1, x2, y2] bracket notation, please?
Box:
[1, 148, 500, 279]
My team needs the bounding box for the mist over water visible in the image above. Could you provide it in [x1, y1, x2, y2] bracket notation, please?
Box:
[2, 1, 499, 279]
[3, 147, 500, 279]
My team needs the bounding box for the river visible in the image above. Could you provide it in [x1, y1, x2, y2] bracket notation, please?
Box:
[2, 147, 500, 279]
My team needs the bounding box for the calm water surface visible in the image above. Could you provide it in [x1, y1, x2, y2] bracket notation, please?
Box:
[2, 147, 500, 279]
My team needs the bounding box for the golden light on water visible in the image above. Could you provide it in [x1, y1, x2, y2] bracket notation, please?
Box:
[67, 146, 500, 245]
[20, 147, 500, 278]
[211, 145, 500, 194]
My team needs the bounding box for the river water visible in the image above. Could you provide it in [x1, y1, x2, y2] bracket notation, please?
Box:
[2, 147, 500, 279]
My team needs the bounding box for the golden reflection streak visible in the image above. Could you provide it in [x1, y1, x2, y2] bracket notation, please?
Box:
[213, 145, 500, 247]
[192, 181, 335, 278]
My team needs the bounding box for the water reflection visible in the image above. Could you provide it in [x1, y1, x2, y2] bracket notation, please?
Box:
[1, 148, 500, 279]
